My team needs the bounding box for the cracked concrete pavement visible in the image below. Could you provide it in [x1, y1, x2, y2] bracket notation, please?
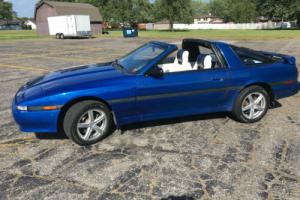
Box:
[0, 37, 299, 200]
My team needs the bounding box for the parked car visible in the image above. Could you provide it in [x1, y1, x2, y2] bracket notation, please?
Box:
[12, 39, 299, 146]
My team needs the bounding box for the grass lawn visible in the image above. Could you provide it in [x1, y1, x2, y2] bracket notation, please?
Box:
[1, 29, 300, 41]
[0, 30, 45, 41]
[104, 29, 300, 40]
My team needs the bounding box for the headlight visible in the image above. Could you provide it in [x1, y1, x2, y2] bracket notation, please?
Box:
[16, 106, 27, 111]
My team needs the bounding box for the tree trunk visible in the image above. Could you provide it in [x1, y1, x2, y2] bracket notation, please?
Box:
[169, 20, 174, 31]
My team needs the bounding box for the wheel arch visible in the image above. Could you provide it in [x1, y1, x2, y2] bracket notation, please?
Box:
[229, 82, 275, 112]
[240, 82, 275, 102]
[57, 96, 117, 133]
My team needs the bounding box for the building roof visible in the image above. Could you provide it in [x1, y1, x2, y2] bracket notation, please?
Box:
[35, 1, 103, 22]
[0, 19, 22, 26]
[194, 15, 222, 19]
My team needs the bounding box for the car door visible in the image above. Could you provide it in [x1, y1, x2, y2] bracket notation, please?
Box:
[135, 68, 231, 121]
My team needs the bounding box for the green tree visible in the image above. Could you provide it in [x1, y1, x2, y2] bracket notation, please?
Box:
[256, 0, 291, 21]
[192, 0, 209, 18]
[104, 0, 133, 24]
[132, 0, 154, 23]
[229, 0, 256, 23]
[44, 0, 77, 2]
[0, 0, 13, 20]
[256, 0, 300, 27]
[209, 0, 256, 23]
[84, 0, 153, 24]
[208, 0, 228, 21]
[78, 0, 112, 22]
[155, 0, 194, 30]
[290, 0, 300, 27]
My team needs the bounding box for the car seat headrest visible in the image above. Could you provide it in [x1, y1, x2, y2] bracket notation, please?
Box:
[203, 55, 213, 69]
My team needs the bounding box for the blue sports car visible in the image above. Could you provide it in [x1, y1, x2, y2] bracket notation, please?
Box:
[12, 39, 299, 145]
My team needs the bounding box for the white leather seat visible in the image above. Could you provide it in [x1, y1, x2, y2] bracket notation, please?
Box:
[194, 54, 217, 70]
[160, 49, 193, 73]
[203, 55, 213, 69]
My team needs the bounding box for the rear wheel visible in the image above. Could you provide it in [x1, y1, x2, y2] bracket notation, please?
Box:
[63, 101, 114, 146]
[55, 33, 60, 39]
[60, 33, 64, 39]
[232, 86, 270, 123]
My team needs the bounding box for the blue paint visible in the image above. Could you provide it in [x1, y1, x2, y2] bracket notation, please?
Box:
[12, 40, 299, 133]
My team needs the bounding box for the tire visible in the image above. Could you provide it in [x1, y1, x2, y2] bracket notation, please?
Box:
[55, 33, 60, 39]
[232, 86, 270, 123]
[60, 33, 64, 39]
[63, 100, 114, 146]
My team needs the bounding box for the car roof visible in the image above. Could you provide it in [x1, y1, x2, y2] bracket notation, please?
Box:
[149, 39, 228, 50]
[182, 38, 227, 46]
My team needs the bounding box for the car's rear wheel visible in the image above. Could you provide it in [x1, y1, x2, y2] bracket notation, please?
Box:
[232, 86, 270, 123]
[60, 33, 64, 39]
[63, 100, 114, 146]
[55, 33, 60, 39]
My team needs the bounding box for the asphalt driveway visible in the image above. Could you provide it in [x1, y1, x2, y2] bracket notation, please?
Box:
[0, 37, 299, 200]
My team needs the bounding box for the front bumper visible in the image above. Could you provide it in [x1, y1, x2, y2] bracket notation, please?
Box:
[12, 100, 60, 133]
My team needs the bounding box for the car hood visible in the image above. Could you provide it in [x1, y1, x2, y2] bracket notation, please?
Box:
[26, 62, 122, 88]
[16, 62, 128, 103]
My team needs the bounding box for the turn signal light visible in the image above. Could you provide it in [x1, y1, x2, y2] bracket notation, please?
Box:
[283, 80, 295, 85]
[42, 106, 59, 110]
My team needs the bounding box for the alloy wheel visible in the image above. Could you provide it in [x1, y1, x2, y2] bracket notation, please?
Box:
[241, 92, 267, 120]
[76, 109, 107, 141]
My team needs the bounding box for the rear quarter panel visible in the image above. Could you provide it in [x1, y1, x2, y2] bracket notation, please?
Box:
[217, 43, 299, 110]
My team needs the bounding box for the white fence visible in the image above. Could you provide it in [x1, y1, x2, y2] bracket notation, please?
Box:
[172, 22, 290, 30]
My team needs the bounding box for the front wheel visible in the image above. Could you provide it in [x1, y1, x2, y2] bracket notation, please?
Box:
[232, 86, 270, 123]
[63, 101, 114, 146]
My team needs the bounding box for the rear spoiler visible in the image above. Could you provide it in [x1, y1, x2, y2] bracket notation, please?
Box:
[282, 55, 296, 65]
[262, 51, 296, 65]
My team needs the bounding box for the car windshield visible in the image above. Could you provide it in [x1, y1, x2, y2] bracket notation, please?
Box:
[115, 43, 167, 74]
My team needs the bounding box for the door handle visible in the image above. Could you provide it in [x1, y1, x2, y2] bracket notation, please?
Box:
[212, 78, 225, 82]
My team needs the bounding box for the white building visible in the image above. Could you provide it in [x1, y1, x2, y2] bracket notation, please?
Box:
[24, 20, 37, 30]
[194, 15, 224, 24]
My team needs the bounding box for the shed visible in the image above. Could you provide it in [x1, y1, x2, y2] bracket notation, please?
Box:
[35, 1, 103, 35]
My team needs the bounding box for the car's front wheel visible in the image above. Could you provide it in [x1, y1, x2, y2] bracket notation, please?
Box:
[63, 100, 114, 146]
[232, 86, 270, 123]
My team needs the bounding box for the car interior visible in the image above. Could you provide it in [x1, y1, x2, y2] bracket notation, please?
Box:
[230, 45, 276, 65]
[158, 40, 221, 73]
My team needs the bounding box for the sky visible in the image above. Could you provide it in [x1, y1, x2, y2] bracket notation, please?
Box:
[12, 0, 36, 18]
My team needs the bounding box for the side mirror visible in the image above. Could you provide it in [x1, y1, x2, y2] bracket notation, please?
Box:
[147, 66, 163, 78]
